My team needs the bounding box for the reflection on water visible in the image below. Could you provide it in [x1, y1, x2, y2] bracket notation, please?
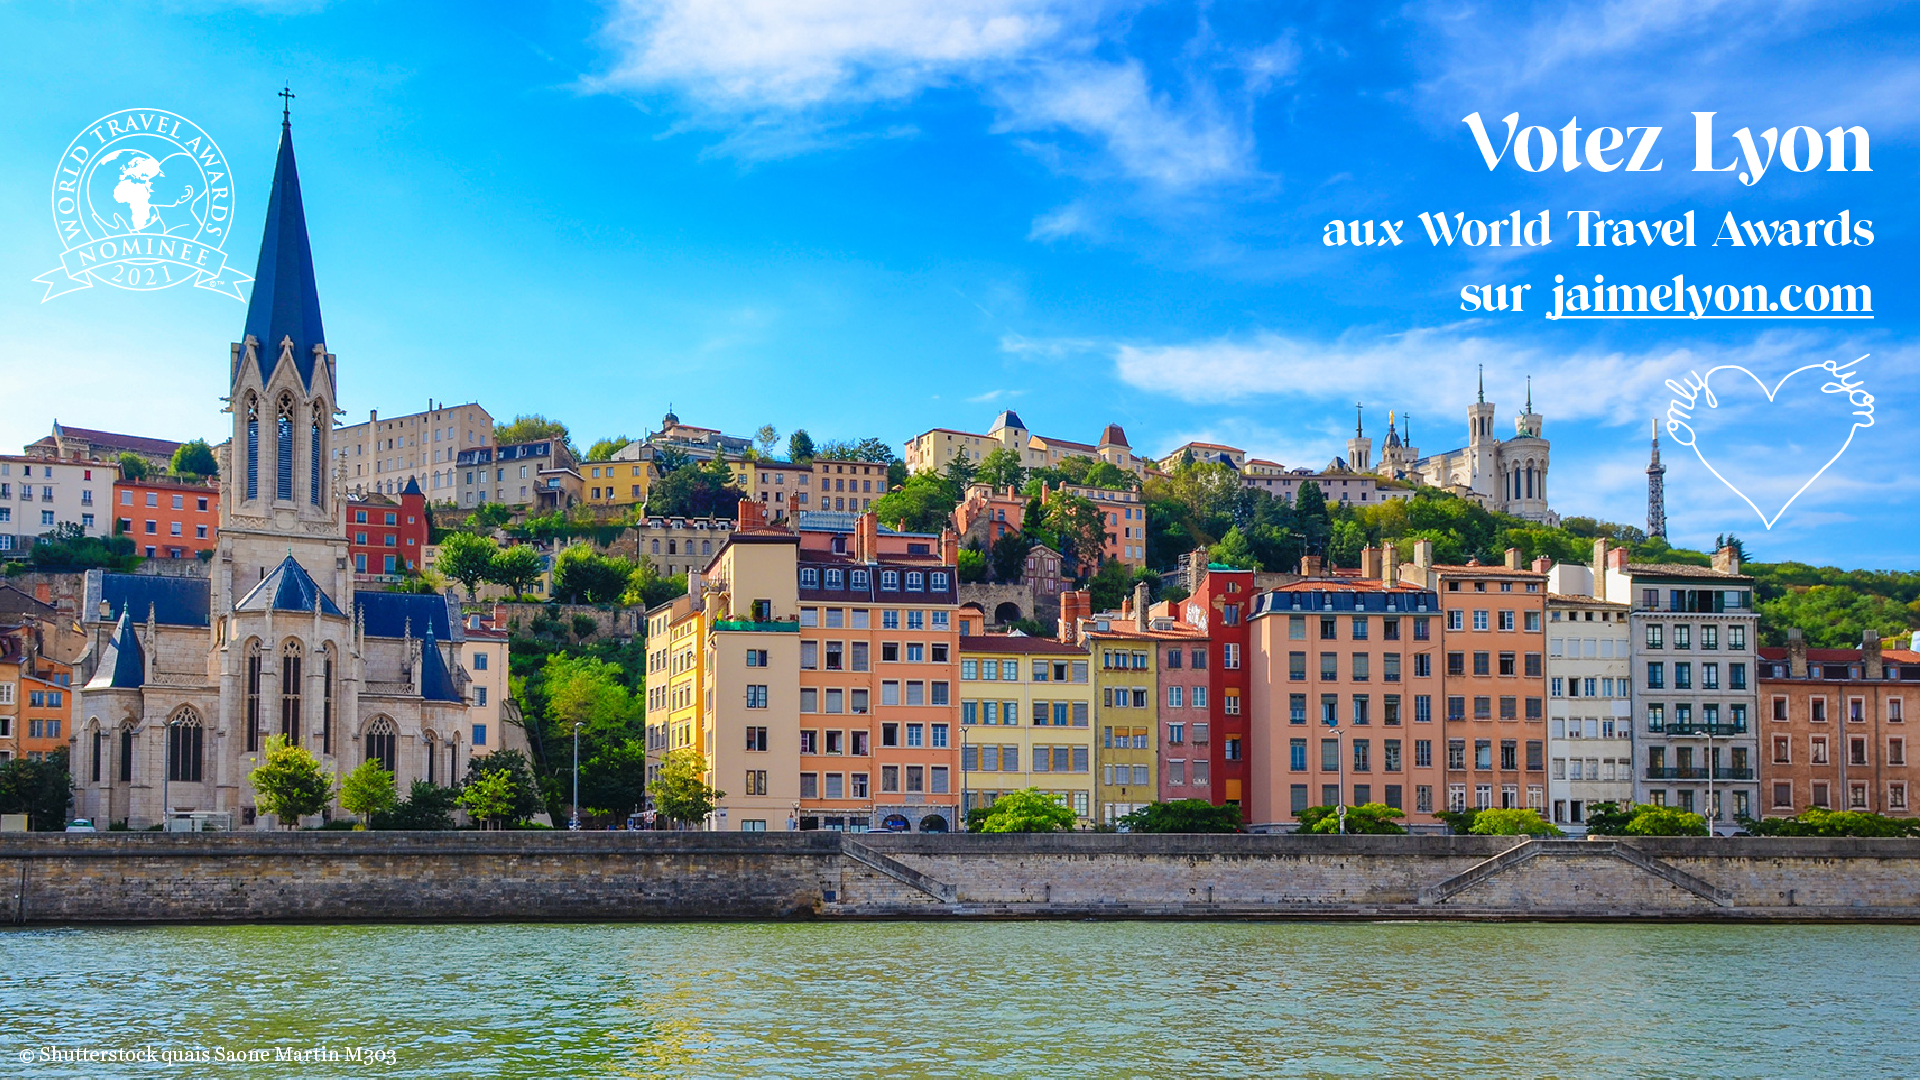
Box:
[2, 921, 1916, 1077]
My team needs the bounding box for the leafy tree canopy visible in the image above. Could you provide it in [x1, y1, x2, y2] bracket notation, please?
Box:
[974, 446, 1026, 489]
[650, 749, 723, 824]
[585, 435, 630, 462]
[645, 457, 744, 519]
[116, 452, 150, 482]
[248, 735, 334, 827]
[0, 750, 73, 830]
[170, 439, 218, 478]
[372, 781, 460, 830]
[1469, 807, 1562, 836]
[1623, 805, 1709, 836]
[1116, 799, 1241, 833]
[1739, 807, 1920, 837]
[463, 749, 545, 824]
[623, 556, 689, 609]
[551, 546, 634, 604]
[787, 429, 815, 463]
[437, 531, 500, 600]
[496, 415, 571, 450]
[1299, 803, 1406, 834]
[487, 543, 545, 598]
[871, 470, 960, 534]
[978, 789, 1078, 833]
[339, 760, 398, 827]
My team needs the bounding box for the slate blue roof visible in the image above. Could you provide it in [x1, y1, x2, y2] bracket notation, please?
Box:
[352, 591, 455, 641]
[87, 607, 146, 690]
[235, 556, 344, 616]
[418, 626, 462, 702]
[93, 573, 211, 627]
[401, 475, 422, 496]
[240, 120, 326, 390]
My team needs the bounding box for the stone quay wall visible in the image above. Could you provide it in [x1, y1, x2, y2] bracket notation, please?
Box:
[2, 832, 1917, 924]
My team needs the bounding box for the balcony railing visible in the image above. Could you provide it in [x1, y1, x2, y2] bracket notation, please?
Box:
[1663, 723, 1747, 736]
[711, 618, 800, 633]
[1644, 766, 1755, 780]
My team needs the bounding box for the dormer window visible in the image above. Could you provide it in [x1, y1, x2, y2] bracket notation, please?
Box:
[881, 570, 900, 591]
[850, 569, 870, 589]
[930, 572, 949, 590]
[906, 572, 925, 592]
[825, 568, 844, 589]
[800, 567, 819, 588]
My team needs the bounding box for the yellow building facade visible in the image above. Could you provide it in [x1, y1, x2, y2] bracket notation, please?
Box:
[1086, 629, 1160, 824]
[957, 635, 1096, 823]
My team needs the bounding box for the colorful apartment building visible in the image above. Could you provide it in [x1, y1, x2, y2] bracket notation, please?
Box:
[0, 643, 73, 763]
[332, 401, 494, 501]
[584, 459, 652, 507]
[957, 632, 1095, 823]
[346, 477, 428, 580]
[1247, 569, 1442, 828]
[1172, 563, 1255, 809]
[644, 591, 716, 802]
[904, 410, 1147, 477]
[112, 475, 218, 559]
[1430, 560, 1550, 816]
[1071, 585, 1197, 823]
[455, 439, 577, 509]
[460, 616, 515, 757]
[1757, 632, 1918, 819]
[1544, 557, 1634, 830]
[0, 455, 115, 553]
[628, 516, 735, 579]
[952, 484, 1026, 548]
[730, 460, 814, 521]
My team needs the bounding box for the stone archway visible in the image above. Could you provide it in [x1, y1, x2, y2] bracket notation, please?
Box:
[993, 601, 1024, 625]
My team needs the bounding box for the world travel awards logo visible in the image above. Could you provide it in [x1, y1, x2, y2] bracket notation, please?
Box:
[33, 109, 251, 302]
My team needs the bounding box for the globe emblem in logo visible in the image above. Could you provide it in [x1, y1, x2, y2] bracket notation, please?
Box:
[35, 108, 251, 301]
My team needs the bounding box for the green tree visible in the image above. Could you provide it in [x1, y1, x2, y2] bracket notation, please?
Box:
[496, 414, 570, 448]
[650, 749, 723, 825]
[585, 435, 630, 462]
[488, 544, 545, 598]
[545, 654, 649, 818]
[645, 458, 745, 518]
[623, 556, 689, 609]
[458, 771, 517, 830]
[338, 759, 398, 828]
[1624, 805, 1709, 836]
[1758, 586, 1911, 648]
[1435, 808, 1483, 835]
[169, 439, 218, 478]
[1469, 807, 1562, 836]
[978, 789, 1077, 833]
[1116, 799, 1241, 833]
[116, 452, 150, 482]
[1299, 803, 1406, 834]
[850, 437, 898, 464]
[990, 529, 1030, 582]
[1328, 519, 1367, 569]
[438, 531, 500, 600]
[1042, 491, 1108, 573]
[871, 471, 960, 533]
[957, 547, 989, 583]
[373, 781, 460, 830]
[1583, 801, 1637, 836]
[0, 749, 73, 830]
[551, 546, 633, 604]
[1739, 807, 1920, 837]
[755, 424, 779, 457]
[463, 749, 544, 824]
[1294, 480, 1331, 555]
[788, 429, 815, 464]
[975, 446, 1027, 489]
[1209, 527, 1259, 570]
[465, 502, 513, 530]
[248, 735, 334, 828]
[1085, 558, 1135, 613]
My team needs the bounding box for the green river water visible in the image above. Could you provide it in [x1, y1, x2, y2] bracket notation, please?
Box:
[1, 922, 1914, 1077]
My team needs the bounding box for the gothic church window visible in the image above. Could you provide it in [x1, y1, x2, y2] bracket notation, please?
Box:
[281, 641, 303, 743]
[245, 396, 260, 501]
[276, 394, 296, 502]
[167, 707, 204, 783]
[367, 717, 397, 773]
[245, 643, 263, 753]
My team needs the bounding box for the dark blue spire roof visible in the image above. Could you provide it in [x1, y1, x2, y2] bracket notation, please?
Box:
[87, 607, 146, 690]
[236, 555, 344, 616]
[418, 626, 462, 702]
[241, 120, 326, 390]
[401, 475, 423, 497]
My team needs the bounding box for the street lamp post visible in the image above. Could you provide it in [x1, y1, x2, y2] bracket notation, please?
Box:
[569, 721, 582, 831]
[1325, 712, 1346, 834]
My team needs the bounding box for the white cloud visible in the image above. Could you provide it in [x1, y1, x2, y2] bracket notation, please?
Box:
[592, 0, 1258, 186]
[1028, 201, 1096, 241]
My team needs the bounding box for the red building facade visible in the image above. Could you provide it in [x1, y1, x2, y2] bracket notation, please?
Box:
[347, 477, 428, 579]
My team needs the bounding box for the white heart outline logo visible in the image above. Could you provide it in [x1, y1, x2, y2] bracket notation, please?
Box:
[1664, 354, 1874, 531]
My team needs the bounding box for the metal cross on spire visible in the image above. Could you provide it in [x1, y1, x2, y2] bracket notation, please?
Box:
[279, 85, 296, 126]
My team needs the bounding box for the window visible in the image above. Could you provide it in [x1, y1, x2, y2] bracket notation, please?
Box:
[746, 685, 769, 708]
[800, 773, 819, 799]
[746, 727, 769, 752]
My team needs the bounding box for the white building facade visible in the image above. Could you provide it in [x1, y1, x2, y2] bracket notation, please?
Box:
[1546, 562, 1633, 831]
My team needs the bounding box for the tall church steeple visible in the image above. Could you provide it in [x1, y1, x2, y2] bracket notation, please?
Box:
[1346, 401, 1372, 472]
[223, 102, 346, 601]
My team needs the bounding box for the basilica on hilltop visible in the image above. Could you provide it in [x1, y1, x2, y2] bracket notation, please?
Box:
[1345, 368, 1557, 525]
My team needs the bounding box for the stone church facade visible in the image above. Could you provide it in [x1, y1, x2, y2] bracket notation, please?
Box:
[71, 117, 478, 828]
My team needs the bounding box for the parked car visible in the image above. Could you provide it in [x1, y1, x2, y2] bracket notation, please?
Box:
[64, 819, 97, 833]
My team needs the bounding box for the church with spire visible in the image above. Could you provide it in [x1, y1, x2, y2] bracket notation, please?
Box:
[71, 110, 484, 828]
[1361, 368, 1557, 524]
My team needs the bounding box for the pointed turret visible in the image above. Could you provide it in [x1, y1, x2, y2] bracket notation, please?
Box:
[419, 625, 462, 702]
[87, 607, 147, 690]
[241, 116, 327, 390]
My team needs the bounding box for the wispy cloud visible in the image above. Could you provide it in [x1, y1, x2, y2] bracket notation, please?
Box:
[967, 388, 1026, 403]
[589, 0, 1264, 187]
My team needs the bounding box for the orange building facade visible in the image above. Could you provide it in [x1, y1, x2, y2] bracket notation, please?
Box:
[111, 476, 219, 559]
[1757, 634, 1919, 819]
[1435, 565, 1550, 815]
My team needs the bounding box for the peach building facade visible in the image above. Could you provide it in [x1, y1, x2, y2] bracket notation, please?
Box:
[1758, 634, 1919, 819]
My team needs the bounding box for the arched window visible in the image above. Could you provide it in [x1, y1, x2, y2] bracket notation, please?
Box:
[280, 640, 302, 743]
[319, 646, 334, 756]
[167, 707, 204, 783]
[310, 403, 325, 508]
[89, 722, 103, 783]
[425, 734, 438, 784]
[245, 395, 260, 501]
[119, 726, 134, 782]
[276, 394, 296, 502]
[1526, 464, 1535, 500]
[245, 641, 263, 752]
[366, 717, 397, 773]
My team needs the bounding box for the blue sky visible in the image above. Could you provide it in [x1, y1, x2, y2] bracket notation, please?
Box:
[1, 1, 1913, 567]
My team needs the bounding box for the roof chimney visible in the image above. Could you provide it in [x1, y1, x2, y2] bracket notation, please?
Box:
[1361, 547, 1382, 580]
[1301, 554, 1326, 578]
[687, 572, 704, 612]
[1133, 581, 1151, 632]
[737, 498, 766, 530]
[1862, 628, 1884, 680]
[1504, 547, 1522, 570]
[1413, 539, 1433, 571]
[1712, 545, 1742, 576]
[786, 493, 800, 522]
[1591, 538, 1609, 585]
[1608, 546, 1629, 573]
[1787, 627, 1808, 678]
[1532, 555, 1552, 575]
[939, 526, 958, 567]
[858, 512, 880, 563]
[1058, 589, 1088, 646]
[1381, 541, 1399, 588]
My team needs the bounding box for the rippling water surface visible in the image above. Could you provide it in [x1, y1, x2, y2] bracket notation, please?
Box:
[2, 921, 1916, 1077]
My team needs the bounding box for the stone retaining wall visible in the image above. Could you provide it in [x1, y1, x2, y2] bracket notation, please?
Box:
[2, 833, 1916, 924]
